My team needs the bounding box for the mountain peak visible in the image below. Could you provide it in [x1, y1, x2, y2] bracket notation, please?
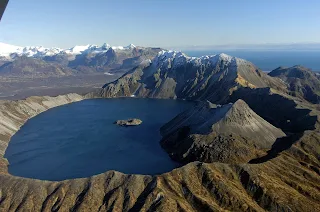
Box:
[126, 44, 136, 49]
[160, 98, 286, 163]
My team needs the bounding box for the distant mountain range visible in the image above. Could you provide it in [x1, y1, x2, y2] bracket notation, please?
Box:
[0, 42, 162, 76]
[0, 42, 137, 58]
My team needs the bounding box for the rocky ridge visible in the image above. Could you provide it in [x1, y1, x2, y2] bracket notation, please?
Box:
[114, 118, 142, 127]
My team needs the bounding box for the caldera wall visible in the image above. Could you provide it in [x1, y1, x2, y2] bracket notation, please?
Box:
[0, 93, 84, 174]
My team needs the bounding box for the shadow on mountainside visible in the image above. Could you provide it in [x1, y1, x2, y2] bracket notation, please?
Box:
[229, 87, 318, 132]
[229, 87, 318, 164]
[249, 133, 304, 164]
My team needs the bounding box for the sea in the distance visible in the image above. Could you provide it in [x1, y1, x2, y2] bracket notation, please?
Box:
[185, 50, 320, 72]
[4, 98, 194, 181]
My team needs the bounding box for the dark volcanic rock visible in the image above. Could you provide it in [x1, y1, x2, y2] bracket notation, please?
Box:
[160, 99, 286, 164]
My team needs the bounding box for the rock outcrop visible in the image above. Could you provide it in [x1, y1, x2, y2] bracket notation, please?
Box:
[160, 99, 286, 164]
[114, 118, 142, 126]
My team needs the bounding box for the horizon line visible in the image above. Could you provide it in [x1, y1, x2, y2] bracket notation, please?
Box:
[2, 41, 320, 51]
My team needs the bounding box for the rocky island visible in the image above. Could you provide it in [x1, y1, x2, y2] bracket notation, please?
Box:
[114, 118, 142, 126]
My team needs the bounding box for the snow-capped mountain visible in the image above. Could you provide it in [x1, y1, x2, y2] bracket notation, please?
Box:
[152, 50, 236, 69]
[0, 42, 137, 60]
[0, 42, 162, 76]
[101, 50, 286, 101]
[0, 43, 63, 58]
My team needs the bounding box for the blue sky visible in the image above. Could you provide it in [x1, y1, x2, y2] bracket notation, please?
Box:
[1, 0, 320, 48]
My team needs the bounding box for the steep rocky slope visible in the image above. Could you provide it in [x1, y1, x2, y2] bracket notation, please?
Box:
[160, 99, 286, 164]
[269, 65, 320, 104]
[100, 51, 286, 102]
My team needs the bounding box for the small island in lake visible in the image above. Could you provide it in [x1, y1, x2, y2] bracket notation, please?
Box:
[114, 118, 142, 127]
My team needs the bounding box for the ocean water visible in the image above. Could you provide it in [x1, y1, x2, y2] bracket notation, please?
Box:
[4, 98, 194, 181]
[184, 50, 320, 72]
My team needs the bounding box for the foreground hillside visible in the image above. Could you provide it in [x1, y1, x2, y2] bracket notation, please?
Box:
[0, 51, 319, 211]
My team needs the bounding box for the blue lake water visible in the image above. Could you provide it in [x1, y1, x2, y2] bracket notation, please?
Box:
[4, 98, 194, 181]
[185, 50, 320, 72]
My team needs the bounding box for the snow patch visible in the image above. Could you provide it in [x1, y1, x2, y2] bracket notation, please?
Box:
[104, 72, 114, 76]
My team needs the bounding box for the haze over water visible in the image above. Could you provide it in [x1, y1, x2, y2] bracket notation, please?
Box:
[185, 50, 320, 72]
[5, 98, 194, 181]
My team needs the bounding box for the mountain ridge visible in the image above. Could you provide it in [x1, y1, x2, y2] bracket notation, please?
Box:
[0, 42, 138, 58]
[268, 65, 320, 103]
[0, 43, 163, 77]
[100, 50, 287, 102]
